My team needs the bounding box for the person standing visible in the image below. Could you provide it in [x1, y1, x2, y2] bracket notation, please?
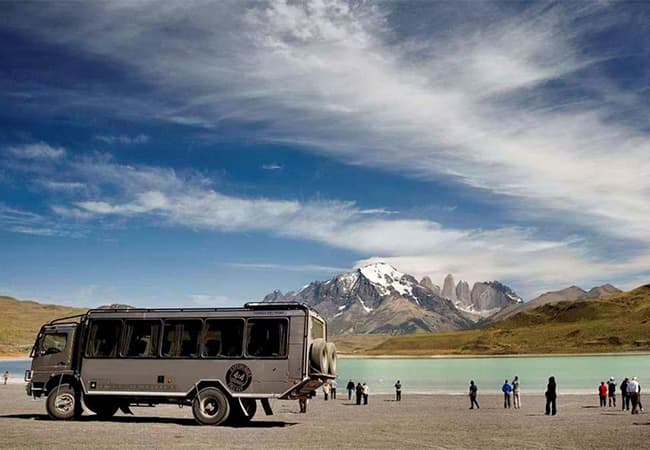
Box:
[394, 380, 402, 402]
[355, 382, 363, 405]
[322, 381, 330, 401]
[512, 376, 521, 409]
[502, 379, 512, 409]
[638, 382, 643, 412]
[299, 397, 308, 413]
[545, 376, 557, 416]
[330, 379, 337, 399]
[469, 380, 479, 409]
[362, 383, 369, 405]
[598, 382, 607, 407]
[621, 378, 630, 411]
[627, 377, 640, 414]
[347, 380, 355, 400]
[2, 371, 8, 385]
[607, 377, 617, 408]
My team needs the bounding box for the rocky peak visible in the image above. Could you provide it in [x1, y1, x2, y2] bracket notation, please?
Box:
[441, 274, 457, 302]
[455, 280, 471, 307]
[420, 276, 441, 296]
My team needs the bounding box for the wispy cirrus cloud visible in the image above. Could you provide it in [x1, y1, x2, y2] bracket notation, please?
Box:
[4, 1, 648, 245]
[9, 152, 640, 296]
[261, 163, 282, 170]
[95, 134, 150, 145]
[6, 142, 65, 159]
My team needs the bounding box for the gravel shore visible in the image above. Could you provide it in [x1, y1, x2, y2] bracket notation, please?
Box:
[0, 384, 648, 449]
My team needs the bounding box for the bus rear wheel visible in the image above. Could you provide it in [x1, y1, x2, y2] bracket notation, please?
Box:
[46, 384, 79, 420]
[192, 387, 230, 425]
[227, 398, 257, 426]
[84, 397, 119, 419]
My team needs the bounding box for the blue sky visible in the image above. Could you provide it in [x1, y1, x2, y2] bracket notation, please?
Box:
[1, 1, 649, 307]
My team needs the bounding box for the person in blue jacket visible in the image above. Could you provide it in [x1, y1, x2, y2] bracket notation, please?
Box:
[502, 379, 512, 408]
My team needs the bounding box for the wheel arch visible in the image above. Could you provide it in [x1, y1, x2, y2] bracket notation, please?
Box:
[45, 374, 78, 394]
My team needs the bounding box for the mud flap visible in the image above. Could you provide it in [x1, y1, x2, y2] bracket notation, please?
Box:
[278, 378, 324, 400]
[119, 405, 134, 415]
[260, 398, 273, 416]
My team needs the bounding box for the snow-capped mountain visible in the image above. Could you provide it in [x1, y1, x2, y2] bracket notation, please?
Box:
[262, 262, 522, 335]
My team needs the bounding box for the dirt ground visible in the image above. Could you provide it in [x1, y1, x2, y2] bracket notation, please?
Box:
[0, 384, 648, 449]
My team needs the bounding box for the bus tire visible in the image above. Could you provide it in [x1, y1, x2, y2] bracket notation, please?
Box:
[46, 384, 78, 420]
[227, 398, 257, 426]
[310, 338, 329, 375]
[326, 342, 337, 376]
[192, 387, 230, 426]
[84, 397, 119, 419]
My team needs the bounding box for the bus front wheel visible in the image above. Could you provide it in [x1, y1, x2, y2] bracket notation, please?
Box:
[192, 387, 230, 425]
[46, 384, 80, 420]
[84, 397, 119, 419]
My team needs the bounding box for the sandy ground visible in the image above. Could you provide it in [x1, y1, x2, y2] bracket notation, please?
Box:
[0, 384, 648, 449]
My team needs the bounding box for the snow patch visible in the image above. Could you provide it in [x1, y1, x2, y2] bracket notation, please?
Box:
[359, 262, 415, 299]
[338, 305, 347, 311]
[357, 296, 373, 313]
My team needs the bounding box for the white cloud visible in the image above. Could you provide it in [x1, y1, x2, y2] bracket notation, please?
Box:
[43, 157, 648, 297]
[3, 2, 650, 296]
[95, 134, 150, 145]
[7, 1, 647, 245]
[261, 163, 282, 170]
[7, 142, 65, 159]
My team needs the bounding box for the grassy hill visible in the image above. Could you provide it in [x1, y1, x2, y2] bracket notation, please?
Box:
[0, 296, 86, 356]
[335, 285, 650, 356]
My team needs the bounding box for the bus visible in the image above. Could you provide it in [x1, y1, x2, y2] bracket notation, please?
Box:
[24, 302, 336, 425]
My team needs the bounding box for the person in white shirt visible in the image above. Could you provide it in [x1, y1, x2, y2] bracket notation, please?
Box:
[627, 377, 640, 414]
[322, 381, 331, 401]
[362, 383, 369, 405]
[330, 379, 337, 399]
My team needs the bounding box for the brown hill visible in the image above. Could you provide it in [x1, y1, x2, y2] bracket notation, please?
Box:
[342, 284, 650, 356]
[0, 296, 86, 356]
[487, 284, 621, 323]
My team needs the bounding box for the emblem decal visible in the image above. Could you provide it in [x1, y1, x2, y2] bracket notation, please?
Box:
[226, 363, 252, 392]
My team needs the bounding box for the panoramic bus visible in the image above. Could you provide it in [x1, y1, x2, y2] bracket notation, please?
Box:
[24, 302, 336, 425]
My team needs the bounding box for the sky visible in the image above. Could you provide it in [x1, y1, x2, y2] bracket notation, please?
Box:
[1, 0, 649, 307]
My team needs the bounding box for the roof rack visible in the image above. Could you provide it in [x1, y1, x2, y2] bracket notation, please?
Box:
[48, 313, 86, 325]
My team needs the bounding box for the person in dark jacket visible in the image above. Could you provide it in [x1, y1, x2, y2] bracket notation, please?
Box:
[469, 380, 479, 409]
[545, 376, 557, 415]
[394, 380, 402, 401]
[502, 379, 512, 408]
[347, 380, 355, 400]
[621, 378, 630, 411]
[607, 377, 617, 408]
[355, 382, 363, 405]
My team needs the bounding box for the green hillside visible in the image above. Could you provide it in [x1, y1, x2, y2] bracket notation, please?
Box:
[0, 296, 86, 356]
[348, 285, 650, 356]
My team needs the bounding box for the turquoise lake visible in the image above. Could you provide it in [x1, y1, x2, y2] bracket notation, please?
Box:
[4, 355, 649, 394]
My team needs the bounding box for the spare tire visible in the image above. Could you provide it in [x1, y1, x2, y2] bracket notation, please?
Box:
[326, 342, 337, 377]
[310, 338, 329, 375]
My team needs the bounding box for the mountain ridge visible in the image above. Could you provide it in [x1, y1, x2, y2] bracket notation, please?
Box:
[263, 262, 522, 335]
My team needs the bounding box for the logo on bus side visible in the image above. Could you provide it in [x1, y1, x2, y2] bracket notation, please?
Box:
[226, 363, 252, 392]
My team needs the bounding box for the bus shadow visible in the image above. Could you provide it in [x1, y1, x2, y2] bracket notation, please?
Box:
[0, 414, 296, 428]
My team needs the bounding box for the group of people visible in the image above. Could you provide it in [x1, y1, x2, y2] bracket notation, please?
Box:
[321, 379, 337, 400]
[345, 380, 369, 405]
[469, 376, 556, 414]
[500, 376, 521, 409]
[609, 377, 644, 414]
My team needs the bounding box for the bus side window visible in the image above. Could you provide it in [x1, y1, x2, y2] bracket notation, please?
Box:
[246, 319, 288, 358]
[86, 320, 122, 357]
[162, 320, 201, 358]
[123, 320, 161, 358]
[202, 319, 243, 358]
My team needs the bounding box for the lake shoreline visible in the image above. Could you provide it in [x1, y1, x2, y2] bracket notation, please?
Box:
[337, 350, 650, 359]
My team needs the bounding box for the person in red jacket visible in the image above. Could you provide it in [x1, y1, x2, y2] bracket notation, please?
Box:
[599, 381, 608, 407]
